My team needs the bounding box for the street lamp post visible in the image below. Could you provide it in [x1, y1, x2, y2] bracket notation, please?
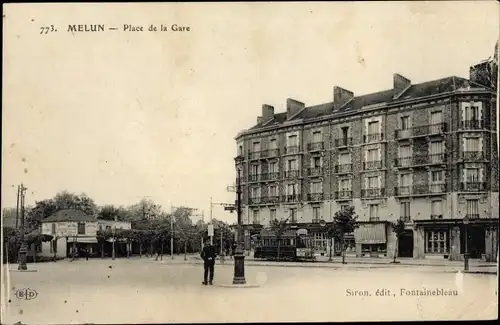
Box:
[17, 184, 28, 271]
[232, 157, 246, 285]
[112, 226, 116, 260]
[463, 215, 470, 272]
[319, 219, 334, 262]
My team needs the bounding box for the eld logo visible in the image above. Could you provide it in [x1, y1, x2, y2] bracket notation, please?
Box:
[14, 288, 38, 300]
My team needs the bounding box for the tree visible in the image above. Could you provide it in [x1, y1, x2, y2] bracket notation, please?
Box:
[269, 217, 290, 262]
[390, 218, 406, 264]
[98, 205, 121, 221]
[96, 229, 113, 258]
[333, 205, 359, 264]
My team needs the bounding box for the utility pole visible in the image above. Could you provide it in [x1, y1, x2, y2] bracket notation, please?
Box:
[17, 184, 28, 270]
[170, 204, 174, 259]
[210, 197, 213, 245]
[15, 185, 20, 229]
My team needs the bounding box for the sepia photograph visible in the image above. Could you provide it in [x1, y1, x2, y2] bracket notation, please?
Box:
[1, 1, 499, 324]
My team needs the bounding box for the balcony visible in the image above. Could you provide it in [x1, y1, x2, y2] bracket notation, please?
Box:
[307, 193, 324, 202]
[248, 197, 261, 205]
[284, 194, 301, 203]
[395, 123, 447, 139]
[284, 170, 301, 179]
[284, 146, 300, 154]
[465, 213, 480, 219]
[308, 142, 324, 152]
[460, 182, 487, 192]
[361, 188, 385, 198]
[248, 151, 261, 159]
[248, 174, 260, 182]
[335, 138, 352, 148]
[461, 151, 484, 161]
[395, 184, 447, 196]
[363, 160, 382, 170]
[394, 157, 412, 168]
[363, 133, 383, 143]
[430, 214, 443, 220]
[335, 190, 352, 200]
[428, 153, 446, 164]
[267, 148, 280, 158]
[460, 120, 483, 130]
[266, 172, 280, 181]
[307, 167, 323, 177]
[335, 164, 352, 173]
[395, 153, 446, 167]
[262, 196, 280, 204]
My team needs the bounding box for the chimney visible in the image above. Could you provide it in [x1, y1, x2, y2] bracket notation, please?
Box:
[262, 104, 274, 123]
[257, 116, 263, 124]
[333, 86, 354, 107]
[393, 73, 411, 99]
[286, 98, 305, 119]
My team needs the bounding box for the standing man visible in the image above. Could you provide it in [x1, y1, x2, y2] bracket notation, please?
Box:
[200, 239, 217, 285]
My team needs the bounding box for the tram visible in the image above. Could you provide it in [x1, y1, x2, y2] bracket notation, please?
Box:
[253, 228, 316, 261]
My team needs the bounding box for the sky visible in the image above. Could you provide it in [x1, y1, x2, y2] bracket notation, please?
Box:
[2, 2, 499, 223]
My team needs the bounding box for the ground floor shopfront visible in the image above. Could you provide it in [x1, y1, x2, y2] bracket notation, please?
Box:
[242, 218, 499, 261]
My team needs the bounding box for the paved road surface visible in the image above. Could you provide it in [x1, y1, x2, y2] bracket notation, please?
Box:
[1, 259, 497, 324]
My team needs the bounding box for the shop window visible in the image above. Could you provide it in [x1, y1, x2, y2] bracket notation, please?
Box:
[425, 230, 449, 253]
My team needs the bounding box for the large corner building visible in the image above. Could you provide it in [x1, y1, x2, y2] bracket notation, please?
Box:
[234, 60, 498, 262]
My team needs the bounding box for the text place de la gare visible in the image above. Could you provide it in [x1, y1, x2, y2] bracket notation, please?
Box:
[67, 24, 191, 33]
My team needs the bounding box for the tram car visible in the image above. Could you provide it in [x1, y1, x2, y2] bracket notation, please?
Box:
[253, 228, 316, 261]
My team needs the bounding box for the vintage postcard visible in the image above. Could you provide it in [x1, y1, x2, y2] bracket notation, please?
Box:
[1, 1, 499, 324]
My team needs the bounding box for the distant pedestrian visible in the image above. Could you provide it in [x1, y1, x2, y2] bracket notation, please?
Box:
[200, 239, 217, 285]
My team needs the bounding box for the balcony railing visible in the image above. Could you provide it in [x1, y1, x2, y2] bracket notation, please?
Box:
[460, 120, 483, 130]
[396, 123, 447, 138]
[267, 172, 280, 181]
[363, 133, 383, 143]
[284, 146, 300, 154]
[307, 193, 324, 201]
[430, 214, 443, 220]
[307, 167, 323, 177]
[363, 160, 382, 170]
[335, 138, 352, 147]
[308, 142, 324, 151]
[395, 184, 447, 196]
[335, 164, 352, 173]
[261, 196, 280, 204]
[248, 197, 261, 205]
[428, 153, 446, 164]
[401, 216, 411, 222]
[462, 151, 484, 161]
[361, 188, 385, 198]
[284, 170, 301, 178]
[335, 190, 352, 200]
[284, 194, 301, 202]
[248, 174, 260, 182]
[394, 157, 412, 167]
[465, 213, 480, 219]
[268, 148, 279, 158]
[395, 153, 446, 167]
[248, 151, 261, 159]
[460, 182, 487, 192]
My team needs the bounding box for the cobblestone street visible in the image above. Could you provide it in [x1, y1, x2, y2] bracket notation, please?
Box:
[1, 258, 497, 324]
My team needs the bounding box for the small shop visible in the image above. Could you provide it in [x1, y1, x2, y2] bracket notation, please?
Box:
[354, 222, 388, 258]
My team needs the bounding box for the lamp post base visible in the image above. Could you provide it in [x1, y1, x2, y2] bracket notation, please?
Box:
[464, 253, 469, 271]
[232, 251, 246, 285]
[17, 243, 28, 271]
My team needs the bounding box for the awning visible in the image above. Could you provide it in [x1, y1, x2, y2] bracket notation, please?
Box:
[296, 229, 308, 236]
[68, 237, 98, 244]
[354, 223, 386, 244]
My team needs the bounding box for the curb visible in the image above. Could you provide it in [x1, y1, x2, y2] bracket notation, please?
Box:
[216, 284, 260, 288]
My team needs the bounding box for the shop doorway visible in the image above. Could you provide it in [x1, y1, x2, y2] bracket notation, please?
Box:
[398, 230, 414, 258]
[461, 224, 486, 259]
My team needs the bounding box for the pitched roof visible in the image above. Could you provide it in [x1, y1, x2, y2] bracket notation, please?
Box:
[43, 209, 95, 222]
[244, 75, 491, 133]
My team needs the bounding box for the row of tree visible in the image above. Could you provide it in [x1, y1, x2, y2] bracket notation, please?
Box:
[2, 191, 235, 263]
[269, 205, 406, 264]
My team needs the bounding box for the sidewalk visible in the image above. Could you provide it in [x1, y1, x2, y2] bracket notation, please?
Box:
[156, 253, 498, 274]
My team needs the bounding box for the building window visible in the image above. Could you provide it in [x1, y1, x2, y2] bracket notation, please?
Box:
[464, 137, 480, 152]
[464, 104, 480, 121]
[367, 176, 379, 189]
[367, 148, 378, 162]
[290, 208, 297, 223]
[252, 210, 260, 224]
[269, 186, 277, 197]
[252, 142, 261, 152]
[431, 170, 443, 183]
[310, 182, 322, 194]
[312, 207, 321, 222]
[312, 131, 322, 143]
[430, 141, 443, 163]
[238, 145, 243, 156]
[287, 159, 297, 171]
[340, 178, 351, 191]
[270, 162, 278, 173]
[368, 121, 379, 135]
[251, 164, 259, 176]
[430, 111, 443, 124]
[269, 139, 277, 149]
[51, 223, 56, 235]
[251, 187, 260, 199]
[312, 156, 321, 168]
[270, 209, 277, 221]
[77, 223, 85, 235]
[288, 135, 298, 147]
[400, 116, 410, 130]
[466, 199, 479, 218]
[344, 237, 356, 253]
[431, 200, 443, 218]
[425, 230, 449, 254]
[400, 202, 410, 219]
[369, 204, 379, 221]
[465, 168, 479, 182]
